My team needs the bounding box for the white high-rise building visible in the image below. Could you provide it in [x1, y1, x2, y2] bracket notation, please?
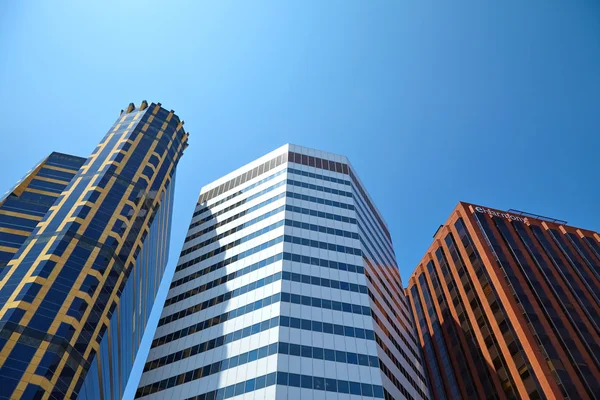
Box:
[135, 145, 430, 400]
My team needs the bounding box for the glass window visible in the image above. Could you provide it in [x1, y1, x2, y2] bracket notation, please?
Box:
[338, 380, 349, 393]
[301, 375, 312, 389]
[289, 373, 301, 387]
[350, 382, 362, 395]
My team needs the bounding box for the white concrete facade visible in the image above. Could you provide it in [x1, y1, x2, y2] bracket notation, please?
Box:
[136, 145, 430, 400]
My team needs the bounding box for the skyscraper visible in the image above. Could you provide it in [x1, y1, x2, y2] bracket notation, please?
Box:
[0, 101, 189, 400]
[406, 202, 600, 400]
[135, 145, 429, 400]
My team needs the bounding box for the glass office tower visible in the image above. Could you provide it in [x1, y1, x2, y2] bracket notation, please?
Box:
[0, 101, 188, 400]
[136, 144, 429, 400]
[406, 202, 600, 400]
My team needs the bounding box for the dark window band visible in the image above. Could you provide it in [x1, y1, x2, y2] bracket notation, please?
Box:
[197, 150, 352, 205]
[194, 166, 350, 218]
[288, 167, 351, 186]
[144, 330, 376, 377]
[159, 270, 370, 326]
[153, 294, 282, 348]
[193, 176, 351, 232]
[139, 369, 383, 399]
[182, 212, 358, 258]
[286, 190, 355, 211]
[152, 292, 375, 349]
[176, 236, 283, 272]
[172, 246, 366, 292]
[144, 317, 376, 388]
[287, 179, 352, 198]
[198, 152, 289, 204]
[176, 232, 361, 273]
[166, 255, 367, 308]
[186, 192, 285, 242]
[180, 219, 284, 259]
[189, 181, 285, 230]
[186, 190, 354, 244]
[349, 169, 391, 241]
[376, 332, 428, 397]
[194, 169, 286, 217]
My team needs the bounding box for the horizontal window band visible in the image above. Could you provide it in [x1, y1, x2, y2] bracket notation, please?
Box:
[190, 177, 353, 231]
[189, 182, 286, 230]
[197, 154, 351, 206]
[159, 268, 369, 326]
[193, 169, 286, 217]
[179, 371, 384, 400]
[185, 194, 285, 243]
[152, 292, 374, 349]
[146, 315, 375, 379]
[285, 204, 356, 224]
[176, 236, 284, 273]
[184, 202, 285, 245]
[170, 249, 365, 291]
[176, 232, 361, 273]
[354, 194, 394, 250]
[349, 174, 391, 241]
[146, 316, 281, 373]
[187, 187, 355, 245]
[287, 178, 351, 198]
[198, 153, 289, 205]
[159, 273, 284, 326]
[171, 253, 282, 290]
[165, 257, 367, 308]
[178, 220, 285, 264]
[287, 167, 351, 186]
[153, 293, 281, 345]
[138, 341, 379, 397]
[181, 213, 359, 259]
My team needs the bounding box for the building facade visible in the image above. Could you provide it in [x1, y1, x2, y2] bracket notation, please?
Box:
[136, 145, 429, 400]
[406, 202, 600, 400]
[0, 101, 188, 400]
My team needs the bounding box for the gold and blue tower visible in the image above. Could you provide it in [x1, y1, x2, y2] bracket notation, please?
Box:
[0, 101, 189, 400]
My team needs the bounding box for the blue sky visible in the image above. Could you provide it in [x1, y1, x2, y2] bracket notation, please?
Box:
[1, 1, 599, 398]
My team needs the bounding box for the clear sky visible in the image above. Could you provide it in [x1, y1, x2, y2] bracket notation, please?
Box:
[1, 1, 599, 398]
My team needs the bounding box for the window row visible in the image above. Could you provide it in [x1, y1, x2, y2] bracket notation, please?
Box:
[187, 187, 355, 245]
[375, 332, 427, 398]
[183, 206, 358, 259]
[176, 235, 284, 272]
[194, 166, 351, 221]
[198, 152, 288, 204]
[284, 234, 362, 256]
[152, 291, 375, 350]
[287, 190, 354, 211]
[288, 151, 350, 175]
[170, 252, 281, 290]
[189, 181, 285, 230]
[139, 340, 380, 397]
[159, 272, 284, 326]
[185, 192, 285, 243]
[285, 218, 359, 240]
[194, 169, 286, 217]
[177, 229, 361, 274]
[191, 174, 354, 233]
[282, 252, 365, 274]
[288, 167, 351, 186]
[288, 179, 352, 198]
[286, 204, 356, 225]
[159, 267, 369, 326]
[181, 218, 285, 258]
[151, 309, 375, 370]
[166, 254, 367, 308]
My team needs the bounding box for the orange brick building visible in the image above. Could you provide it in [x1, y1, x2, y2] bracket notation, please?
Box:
[406, 202, 600, 400]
